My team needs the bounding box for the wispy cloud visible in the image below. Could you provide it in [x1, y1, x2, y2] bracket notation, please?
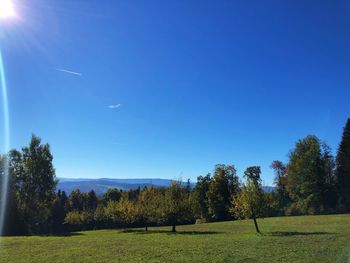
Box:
[56, 68, 82, 77]
[108, 104, 121, 109]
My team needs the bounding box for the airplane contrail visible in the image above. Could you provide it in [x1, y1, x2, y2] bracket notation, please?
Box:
[56, 68, 82, 77]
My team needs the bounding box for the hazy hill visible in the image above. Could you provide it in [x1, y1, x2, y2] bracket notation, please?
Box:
[57, 178, 274, 195]
[57, 178, 181, 195]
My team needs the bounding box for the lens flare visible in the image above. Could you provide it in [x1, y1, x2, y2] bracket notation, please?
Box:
[0, 49, 10, 236]
[0, 0, 16, 237]
[0, 0, 16, 18]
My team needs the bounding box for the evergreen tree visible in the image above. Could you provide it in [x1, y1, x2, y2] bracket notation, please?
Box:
[67, 189, 84, 212]
[185, 178, 192, 193]
[51, 190, 67, 233]
[86, 190, 98, 211]
[335, 118, 350, 212]
[320, 143, 336, 211]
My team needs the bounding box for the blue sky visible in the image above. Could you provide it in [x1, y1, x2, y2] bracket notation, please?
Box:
[0, 0, 349, 185]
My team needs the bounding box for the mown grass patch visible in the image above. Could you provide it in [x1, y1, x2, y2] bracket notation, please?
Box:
[1, 214, 349, 263]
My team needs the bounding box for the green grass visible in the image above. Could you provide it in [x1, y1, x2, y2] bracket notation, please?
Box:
[1, 214, 350, 263]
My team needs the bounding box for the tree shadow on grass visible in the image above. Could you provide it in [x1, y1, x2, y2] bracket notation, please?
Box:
[40, 232, 85, 237]
[167, 231, 221, 235]
[121, 229, 221, 235]
[269, 231, 333, 237]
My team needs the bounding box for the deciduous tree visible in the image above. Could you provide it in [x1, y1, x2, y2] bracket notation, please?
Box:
[16, 135, 57, 234]
[230, 166, 264, 233]
[207, 165, 239, 221]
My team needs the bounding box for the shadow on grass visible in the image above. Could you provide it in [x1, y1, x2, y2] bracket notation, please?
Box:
[39, 232, 85, 237]
[167, 231, 221, 235]
[269, 231, 333, 237]
[121, 229, 221, 235]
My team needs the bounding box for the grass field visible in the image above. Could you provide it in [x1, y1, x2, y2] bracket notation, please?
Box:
[0, 214, 349, 263]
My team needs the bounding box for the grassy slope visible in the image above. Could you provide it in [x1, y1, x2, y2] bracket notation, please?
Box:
[1, 214, 349, 263]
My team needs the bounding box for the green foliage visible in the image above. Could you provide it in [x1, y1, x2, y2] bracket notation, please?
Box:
[64, 211, 94, 231]
[103, 199, 138, 227]
[66, 189, 98, 213]
[321, 143, 337, 211]
[103, 188, 122, 203]
[94, 204, 108, 227]
[286, 135, 334, 214]
[207, 164, 239, 221]
[136, 187, 162, 230]
[162, 182, 192, 232]
[335, 118, 350, 212]
[50, 190, 67, 233]
[270, 160, 290, 214]
[231, 166, 265, 233]
[11, 135, 57, 234]
[86, 190, 98, 211]
[3, 120, 350, 236]
[0, 153, 23, 235]
[67, 189, 85, 211]
[192, 173, 211, 220]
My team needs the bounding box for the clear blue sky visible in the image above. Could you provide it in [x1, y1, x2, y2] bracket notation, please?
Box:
[1, 0, 349, 185]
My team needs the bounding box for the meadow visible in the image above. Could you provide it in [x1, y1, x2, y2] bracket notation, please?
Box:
[1, 214, 349, 263]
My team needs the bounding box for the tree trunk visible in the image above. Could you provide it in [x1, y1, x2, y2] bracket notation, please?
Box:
[145, 225, 148, 232]
[253, 216, 260, 234]
[171, 225, 176, 232]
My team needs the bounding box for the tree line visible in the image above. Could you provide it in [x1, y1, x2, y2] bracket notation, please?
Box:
[0, 118, 349, 235]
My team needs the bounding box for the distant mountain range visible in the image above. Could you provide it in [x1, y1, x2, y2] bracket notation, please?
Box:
[57, 177, 274, 196]
[57, 178, 181, 195]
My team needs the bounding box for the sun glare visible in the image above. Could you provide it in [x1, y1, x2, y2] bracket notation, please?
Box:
[0, 0, 16, 19]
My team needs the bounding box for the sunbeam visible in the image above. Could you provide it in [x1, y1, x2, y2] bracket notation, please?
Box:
[0, 49, 10, 237]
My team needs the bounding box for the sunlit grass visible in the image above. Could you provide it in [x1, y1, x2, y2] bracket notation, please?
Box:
[1, 214, 349, 263]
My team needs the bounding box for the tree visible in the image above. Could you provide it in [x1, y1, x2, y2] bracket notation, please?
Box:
[103, 188, 122, 203]
[321, 143, 336, 211]
[86, 190, 98, 212]
[270, 160, 290, 214]
[67, 189, 84, 212]
[231, 166, 264, 233]
[193, 174, 211, 220]
[94, 204, 107, 229]
[16, 135, 57, 234]
[335, 118, 350, 212]
[185, 179, 192, 193]
[163, 182, 190, 232]
[64, 211, 93, 231]
[124, 187, 140, 201]
[50, 190, 67, 233]
[207, 165, 239, 221]
[104, 199, 137, 227]
[1, 152, 23, 235]
[286, 135, 327, 214]
[137, 187, 161, 231]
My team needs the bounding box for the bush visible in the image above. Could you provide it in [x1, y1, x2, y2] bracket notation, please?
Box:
[64, 211, 94, 231]
[195, 218, 207, 224]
